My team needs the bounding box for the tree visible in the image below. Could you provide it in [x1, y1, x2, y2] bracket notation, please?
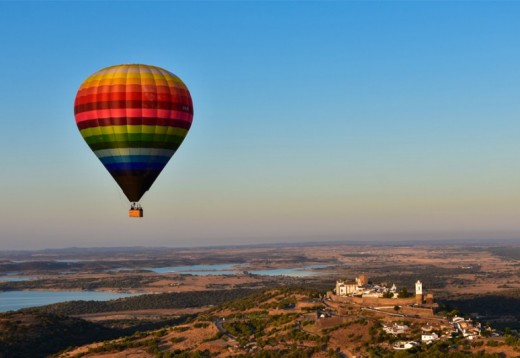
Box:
[382, 291, 394, 299]
[394, 305, 401, 312]
[398, 287, 412, 298]
[445, 309, 460, 318]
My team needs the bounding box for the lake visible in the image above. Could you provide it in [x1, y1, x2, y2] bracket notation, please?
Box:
[248, 264, 334, 277]
[0, 291, 138, 312]
[147, 263, 334, 277]
[0, 276, 36, 282]
[147, 263, 238, 276]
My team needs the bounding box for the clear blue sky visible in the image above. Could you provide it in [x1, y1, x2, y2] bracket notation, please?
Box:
[1, 1, 519, 249]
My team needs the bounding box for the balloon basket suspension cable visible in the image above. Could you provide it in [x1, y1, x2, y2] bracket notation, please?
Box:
[129, 202, 143, 218]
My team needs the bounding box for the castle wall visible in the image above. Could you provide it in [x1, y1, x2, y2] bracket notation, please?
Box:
[400, 305, 436, 317]
[329, 293, 416, 306]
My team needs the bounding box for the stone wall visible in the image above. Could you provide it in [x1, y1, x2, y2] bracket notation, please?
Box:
[328, 292, 438, 318]
[328, 292, 416, 306]
[362, 296, 417, 306]
[399, 305, 436, 317]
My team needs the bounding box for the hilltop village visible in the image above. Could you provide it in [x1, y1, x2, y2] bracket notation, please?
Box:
[333, 275, 435, 310]
[328, 275, 484, 350]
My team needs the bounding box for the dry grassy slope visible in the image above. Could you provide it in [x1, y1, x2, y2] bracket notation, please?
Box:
[59, 287, 519, 358]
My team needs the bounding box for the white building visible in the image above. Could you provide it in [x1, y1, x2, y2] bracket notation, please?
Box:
[383, 323, 409, 335]
[452, 316, 481, 340]
[393, 341, 418, 350]
[335, 276, 368, 296]
[415, 280, 423, 305]
[421, 332, 439, 344]
[335, 280, 358, 296]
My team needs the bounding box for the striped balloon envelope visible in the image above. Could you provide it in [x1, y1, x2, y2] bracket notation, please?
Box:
[74, 64, 193, 214]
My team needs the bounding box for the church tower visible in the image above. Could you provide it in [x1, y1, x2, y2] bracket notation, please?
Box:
[415, 280, 423, 305]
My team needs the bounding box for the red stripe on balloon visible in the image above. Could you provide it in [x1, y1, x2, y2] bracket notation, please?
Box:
[76, 117, 192, 130]
[75, 89, 192, 103]
[74, 100, 192, 114]
[75, 108, 193, 122]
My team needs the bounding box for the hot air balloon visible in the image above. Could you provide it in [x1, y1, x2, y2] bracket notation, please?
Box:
[74, 64, 194, 217]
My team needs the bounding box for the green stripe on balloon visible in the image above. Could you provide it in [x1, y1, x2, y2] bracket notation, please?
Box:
[82, 133, 186, 145]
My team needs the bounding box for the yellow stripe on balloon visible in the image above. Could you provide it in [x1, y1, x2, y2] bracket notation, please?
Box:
[80, 125, 189, 138]
[81, 71, 183, 84]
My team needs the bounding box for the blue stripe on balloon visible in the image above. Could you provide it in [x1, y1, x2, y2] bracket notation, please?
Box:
[99, 155, 171, 165]
[104, 162, 168, 171]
